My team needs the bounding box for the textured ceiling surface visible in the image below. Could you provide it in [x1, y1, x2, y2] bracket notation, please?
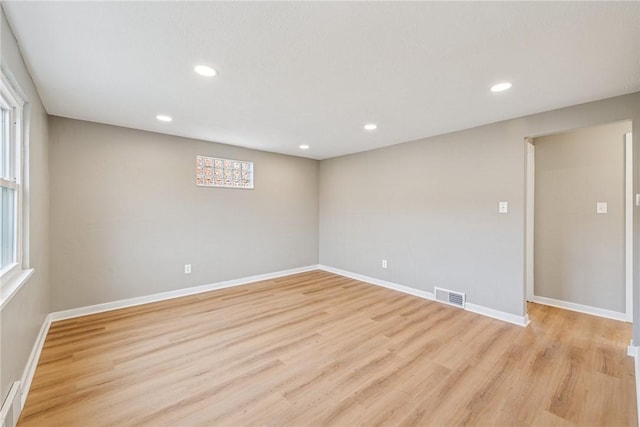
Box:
[3, 1, 639, 159]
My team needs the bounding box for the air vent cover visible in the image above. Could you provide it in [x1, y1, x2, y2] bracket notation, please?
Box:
[434, 287, 466, 308]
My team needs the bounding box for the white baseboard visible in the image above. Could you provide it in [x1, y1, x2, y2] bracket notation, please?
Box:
[19, 313, 52, 409]
[628, 342, 640, 426]
[49, 265, 320, 322]
[317, 265, 529, 327]
[0, 381, 22, 427]
[628, 342, 638, 358]
[318, 265, 436, 301]
[531, 295, 628, 322]
[465, 303, 531, 327]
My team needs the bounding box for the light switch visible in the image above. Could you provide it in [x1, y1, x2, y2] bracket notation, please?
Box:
[596, 202, 608, 214]
[499, 202, 508, 214]
[636, 194, 640, 207]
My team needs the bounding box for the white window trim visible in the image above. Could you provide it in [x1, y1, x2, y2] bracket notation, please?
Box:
[0, 69, 33, 311]
[0, 268, 33, 311]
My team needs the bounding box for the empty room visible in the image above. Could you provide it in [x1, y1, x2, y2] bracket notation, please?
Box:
[1, 1, 639, 426]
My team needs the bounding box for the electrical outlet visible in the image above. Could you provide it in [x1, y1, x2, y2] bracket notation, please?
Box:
[382, 259, 388, 269]
[184, 264, 191, 274]
[596, 202, 608, 214]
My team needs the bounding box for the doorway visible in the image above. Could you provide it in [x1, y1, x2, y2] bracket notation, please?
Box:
[525, 121, 633, 322]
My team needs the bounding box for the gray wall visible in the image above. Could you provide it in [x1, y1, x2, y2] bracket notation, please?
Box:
[0, 10, 50, 402]
[2, 5, 640, 409]
[319, 92, 640, 320]
[49, 117, 319, 311]
[534, 122, 631, 312]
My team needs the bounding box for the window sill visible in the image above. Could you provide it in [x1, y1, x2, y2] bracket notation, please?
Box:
[0, 268, 34, 311]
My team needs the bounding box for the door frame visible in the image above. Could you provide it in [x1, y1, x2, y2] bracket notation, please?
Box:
[625, 132, 633, 321]
[525, 138, 535, 303]
[524, 129, 633, 322]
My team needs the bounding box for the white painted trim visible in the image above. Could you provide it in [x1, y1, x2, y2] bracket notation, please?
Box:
[528, 131, 634, 324]
[525, 138, 535, 302]
[628, 341, 638, 358]
[531, 295, 627, 322]
[317, 265, 529, 327]
[318, 265, 435, 301]
[49, 265, 319, 321]
[0, 268, 33, 311]
[0, 69, 26, 287]
[0, 381, 21, 427]
[465, 303, 530, 327]
[625, 132, 633, 322]
[19, 313, 51, 408]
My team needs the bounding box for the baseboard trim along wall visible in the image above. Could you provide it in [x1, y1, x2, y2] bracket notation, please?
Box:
[319, 265, 436, 301]
[531, 295, 628, 322]
[49, 265, 319, 322]
[19, 313, 52, 408]
[465, 302, 530, 327]
[0, 381, 22, 427]
[317, 265, 530, 327]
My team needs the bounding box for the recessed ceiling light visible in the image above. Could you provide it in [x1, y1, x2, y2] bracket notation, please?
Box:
[364, 123, 377, 131]
[490, 82, 512, 92]
[194, 65, 217, 77]
[299, 144, 310, 150]
[156, 115, 172, 122]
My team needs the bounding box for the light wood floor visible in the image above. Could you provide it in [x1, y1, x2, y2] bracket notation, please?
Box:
[19, 270, 636, 426]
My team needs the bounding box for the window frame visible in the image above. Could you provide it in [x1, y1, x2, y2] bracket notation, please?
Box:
[0, 70, 25, 282]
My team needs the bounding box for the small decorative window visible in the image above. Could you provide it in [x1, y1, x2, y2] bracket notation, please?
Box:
[196, 155, 253, 189]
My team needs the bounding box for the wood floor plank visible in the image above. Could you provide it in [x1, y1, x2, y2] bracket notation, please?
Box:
[18, 270, 636, 426]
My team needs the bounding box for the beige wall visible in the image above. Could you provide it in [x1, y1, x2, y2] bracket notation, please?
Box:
[0, 10, 50, 401]
[534, 121, 631, 312]
[49, 117, 319, 311]
[319, 93, 640, 323]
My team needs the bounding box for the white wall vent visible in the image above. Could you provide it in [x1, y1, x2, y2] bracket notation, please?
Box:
[0, 382, 22, 427]
[434, 287, 465, 308]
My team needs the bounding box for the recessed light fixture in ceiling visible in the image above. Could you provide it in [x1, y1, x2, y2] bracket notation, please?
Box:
[194, 65, 217, 77]
[364, 123, 377, 131]
[490, 82, 512, 92]
[156, 114, 173, 122]
[299, 144, 310, 150]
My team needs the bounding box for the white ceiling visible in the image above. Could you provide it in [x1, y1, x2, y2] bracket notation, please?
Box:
[3, 1, 639, 160]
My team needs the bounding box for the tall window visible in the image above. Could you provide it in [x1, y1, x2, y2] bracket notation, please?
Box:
[0, 72, 24, 280]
